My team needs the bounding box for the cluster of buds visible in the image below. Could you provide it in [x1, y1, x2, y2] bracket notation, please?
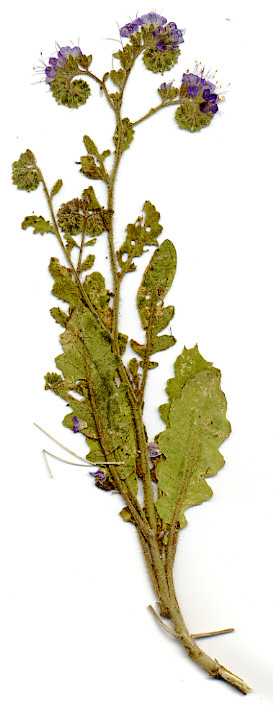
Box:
[45, 46, 83, 84]
[120, 12, 184, 52]
[175, 69, 221, 132]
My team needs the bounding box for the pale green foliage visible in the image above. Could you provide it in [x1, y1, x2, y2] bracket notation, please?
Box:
[80, 136, 110, 181]
[22, 215, 55, 235]
[131, 239, 177, 366]
[46, 307, 138, 488]
[156, 347, 231, 527]
[117, 201, 163, 274]
[12, 150, 41, 192]
[113, 118, 135, 152]
[50, 179, 63, 199]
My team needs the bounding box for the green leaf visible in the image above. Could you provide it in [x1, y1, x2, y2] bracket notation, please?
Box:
[22, 215, 55, 235]
[83, 135, 99, 156]
[80, 254, 95, 272]
[80, 155, 103, 180]
[12, 150, 41, 192]
[137, 239, 176, 330]
[113, 118, 134, 152]
[113, 45, 135, 70]
[110, 68, 126, 88]
[117, 201, 163, 273]
[159, 345, 220, 426]
[156, 348, 231, 528]
[130, 239, 176, 365]
[48, 307, 138, 487]
[50, 307, 69, 328]
[49, 257, 83, 308]
[50, 179, 63, 199]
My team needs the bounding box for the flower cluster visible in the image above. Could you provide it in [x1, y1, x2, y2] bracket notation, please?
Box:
[175, 70, 220, 132]
[181, 72, 219, 114]
[152, 22, 184, 52]
[120, 12, 184, 51]
[45, 46, 82, 84]
[120, 12, 166, 37]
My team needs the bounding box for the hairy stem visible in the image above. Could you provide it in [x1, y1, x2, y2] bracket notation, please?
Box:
[131, 99, 181, 128]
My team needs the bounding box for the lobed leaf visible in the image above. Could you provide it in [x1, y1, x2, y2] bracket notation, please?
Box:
[22, 215, 55, 236]
[117, 200, 163, 273]
[156, 347, 231, 528]
[110, 68, 126, 88]
[113, 118, 134, 153]
[12, 150, 41, 192]
[49, 257, 83, 309]
[159, 345, 220, 426]
[130, 239, 177, 366]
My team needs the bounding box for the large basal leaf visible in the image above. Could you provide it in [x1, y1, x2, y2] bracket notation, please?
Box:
[159, 345, 220, 426]
[156, 347, 231, 528]
[45, 307, 137, 489]
[130, 239, 177, 365]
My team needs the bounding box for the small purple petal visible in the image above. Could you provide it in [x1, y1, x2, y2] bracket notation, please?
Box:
[45, 46, 83, 83]
[159, 81, 173, 92]
[156, 40, 167, 52]
[73, 416, 81, 433]
[148, 442, 161, 458]
[152, 22, 184, 51]
[138, 13, 167, 27]
[89, 469, 107, 483]
[72, 416, 87, 433]
[187, 85, 201, 98]
[120, 19, 141, 37]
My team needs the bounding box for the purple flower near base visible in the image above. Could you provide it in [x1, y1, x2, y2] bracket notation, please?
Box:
[45, 46, 82, 84]
[148, 442, 161, 458]
[89, 469, 107, 484]
[152, 22, 184, 52]
[72, 415, 87, 433]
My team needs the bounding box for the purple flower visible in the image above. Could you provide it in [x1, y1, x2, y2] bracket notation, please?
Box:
[89, 469, 107, 484]
[148, 442, 161, 458]
[159, 81, 173, 92]
[72, 415, 87, 433]
[45, 57, 58, 83]
[200, 89, 219, 114]
[45, 45, 82, 84]
[119, 19, 141, 37]
[152, 21, 184, 52]
[182, 72, 219, 114]
[182, 72, 216, 97]
[138, 12, 167, 27]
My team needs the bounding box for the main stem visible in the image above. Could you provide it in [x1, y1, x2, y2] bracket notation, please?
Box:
[89, 54, 251, 695]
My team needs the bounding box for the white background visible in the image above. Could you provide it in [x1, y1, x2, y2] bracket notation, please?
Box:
[1, 1, 273, 707]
